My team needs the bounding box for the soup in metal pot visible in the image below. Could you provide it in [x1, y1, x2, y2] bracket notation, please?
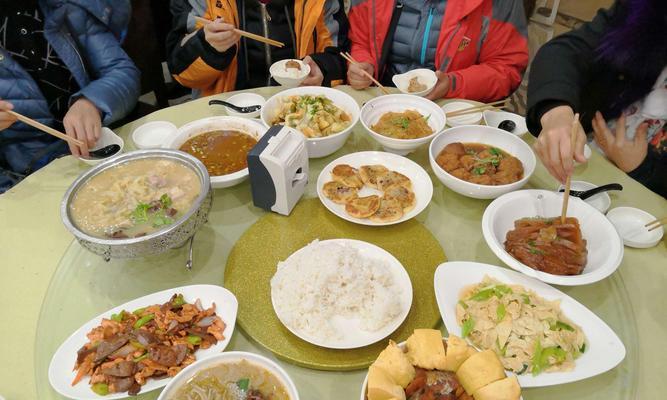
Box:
[171, 359, 291, 400]
[179, 130, 258, 176]
[69, 158, 201, 239]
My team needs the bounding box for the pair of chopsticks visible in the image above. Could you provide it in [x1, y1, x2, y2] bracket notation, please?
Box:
[8, 110, 86, 150]
[193, 16, 284, 48]
[560, 113, 581, 223]
[645, 217, 667, 232]
[339, 52, 390, 95]
[445, 99, 508, 118]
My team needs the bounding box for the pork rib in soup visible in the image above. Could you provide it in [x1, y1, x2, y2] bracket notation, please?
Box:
[172, 359, 291, 400]
[69, 158, 201, 239]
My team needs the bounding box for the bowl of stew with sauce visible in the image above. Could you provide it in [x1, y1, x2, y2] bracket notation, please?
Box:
[429, 125, 536, 199]
[167, 116, 267, 188]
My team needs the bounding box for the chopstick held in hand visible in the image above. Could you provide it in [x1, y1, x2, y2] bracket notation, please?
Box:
[560, 113, 580, 224]
[193, 16, 284, 48]
[340, 52, 390, 95]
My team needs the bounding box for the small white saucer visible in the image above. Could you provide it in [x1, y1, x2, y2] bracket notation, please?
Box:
[442, 100, 483, 126]
[131, 121, 178, 149]
[607, 207, 664, 248]
[483, 110, 528, 136]
[557, 180, 611, 213]
[223, 93, 265, 118]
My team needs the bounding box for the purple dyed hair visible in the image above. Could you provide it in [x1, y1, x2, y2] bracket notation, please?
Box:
[596, 0, 667, 114]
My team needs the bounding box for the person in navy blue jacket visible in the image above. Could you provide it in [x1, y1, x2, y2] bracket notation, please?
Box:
[0, 0, 140, 193]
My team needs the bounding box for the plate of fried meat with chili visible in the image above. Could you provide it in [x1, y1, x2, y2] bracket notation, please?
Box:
[48, 285, 238, 399]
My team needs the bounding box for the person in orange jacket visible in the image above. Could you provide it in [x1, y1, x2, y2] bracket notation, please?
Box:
[347, 0, 529, 102]
[167, 0, 349, 97]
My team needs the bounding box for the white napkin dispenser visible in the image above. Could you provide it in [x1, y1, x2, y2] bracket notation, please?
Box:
[248, 125, 309, 215]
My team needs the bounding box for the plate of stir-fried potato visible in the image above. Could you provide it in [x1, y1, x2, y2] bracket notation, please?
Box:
[261, 87, 360, 158]
[48, 285, 238, 399]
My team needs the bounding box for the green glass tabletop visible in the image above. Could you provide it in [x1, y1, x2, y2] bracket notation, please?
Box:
[33, 86, 651, 400]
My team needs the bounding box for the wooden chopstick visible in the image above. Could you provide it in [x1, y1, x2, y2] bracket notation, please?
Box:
[645, 217, 667, 232]
[8, 110, 85, 148]
[446, 99, 508, 117]
[560, 113, 580, 224]
[193, 16, 284, 48]
[340, 52, 390, 95]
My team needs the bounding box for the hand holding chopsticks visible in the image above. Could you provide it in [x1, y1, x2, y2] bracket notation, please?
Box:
[340, 52, 390, 95]
[645, 217, 667, 232]
[560, 113, 580, 223]
[8, 110, 85, 148]
[194, 16, 284, 48]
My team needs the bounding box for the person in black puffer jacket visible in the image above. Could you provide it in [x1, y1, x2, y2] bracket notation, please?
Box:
[526, 0, 666, 198]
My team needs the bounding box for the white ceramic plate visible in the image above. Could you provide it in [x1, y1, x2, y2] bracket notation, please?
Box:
[442, 101, 483, 126]
[317, 151, 433, 226]
[434, 261, 626, 387]
[271, 239, 413, 349]
[49, 285, 239, 400]
[482, 189, 624, 286]
[556, 181, 611, 214]
[359, 336, 524, 400]
[606, 207, 664, 248]
[157, 351, 300, 400]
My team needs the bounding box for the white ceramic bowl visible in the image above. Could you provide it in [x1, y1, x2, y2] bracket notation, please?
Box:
[261, 86, 360, 158]
[360, 94, 446, 155]
[79, 127, 124, 166]
[270, 59, 310, 87]
[442, 101, 483, 126]
[157, 351, 300, 400]
[556, 181, 611, 214]
[606, 207, 664, 248]
[223, 93, 265, 118]
[483, 110, 528, 136]
[482, 189, 624, 286]
[167, 116, 267, 188]
[429, 125, 536, 199]
[392, 68, 437, 97]
[131, 121, 178, 149]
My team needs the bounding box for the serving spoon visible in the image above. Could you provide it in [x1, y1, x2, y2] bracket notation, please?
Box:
[209, 99, 262, 113]
[559, 183, 623, 200]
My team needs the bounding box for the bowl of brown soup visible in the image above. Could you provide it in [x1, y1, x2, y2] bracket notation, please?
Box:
[167, 116, 268, 188]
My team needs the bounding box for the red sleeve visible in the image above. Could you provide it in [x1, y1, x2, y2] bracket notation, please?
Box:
[447, 20, 528, 102]
[348, 1, 376, 68]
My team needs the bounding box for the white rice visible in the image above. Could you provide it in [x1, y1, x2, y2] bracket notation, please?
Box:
[270, 240, 403, 340]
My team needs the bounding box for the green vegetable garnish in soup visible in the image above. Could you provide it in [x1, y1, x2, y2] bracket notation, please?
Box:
[172, 359, 291, 400]
[69, 158, 201, 239]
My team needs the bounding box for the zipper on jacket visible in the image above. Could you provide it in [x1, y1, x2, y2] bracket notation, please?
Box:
[439, 22, 461, 71]
[420, 6, 435, 66]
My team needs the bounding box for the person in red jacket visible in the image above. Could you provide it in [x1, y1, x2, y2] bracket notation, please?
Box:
[347, 0, 529, 102]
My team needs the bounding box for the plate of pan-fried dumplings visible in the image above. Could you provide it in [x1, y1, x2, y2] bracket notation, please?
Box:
[317, 151, 433, 226]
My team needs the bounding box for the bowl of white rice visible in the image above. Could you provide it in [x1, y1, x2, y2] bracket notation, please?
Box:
[270, 239, 413, 349]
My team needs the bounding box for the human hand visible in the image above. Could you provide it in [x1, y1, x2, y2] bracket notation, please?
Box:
[533, 105, 587, 183]
[203, 19, 240, 52]
[592, 111, 648, 173]
[301, 56, 324, 86]
[347, 61, 374, 89]
[63, 98, 102, 157]
[0, 99, 17, 131]
[425, 71, 451, 100]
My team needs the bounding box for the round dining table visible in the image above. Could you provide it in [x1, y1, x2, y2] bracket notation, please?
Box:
[0, 85, 665, 400]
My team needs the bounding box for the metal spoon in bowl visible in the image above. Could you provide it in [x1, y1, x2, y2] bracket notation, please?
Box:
[82, 144, 121, 160]
[559, 183, 623, 200]
[209, 99, 262, 113]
